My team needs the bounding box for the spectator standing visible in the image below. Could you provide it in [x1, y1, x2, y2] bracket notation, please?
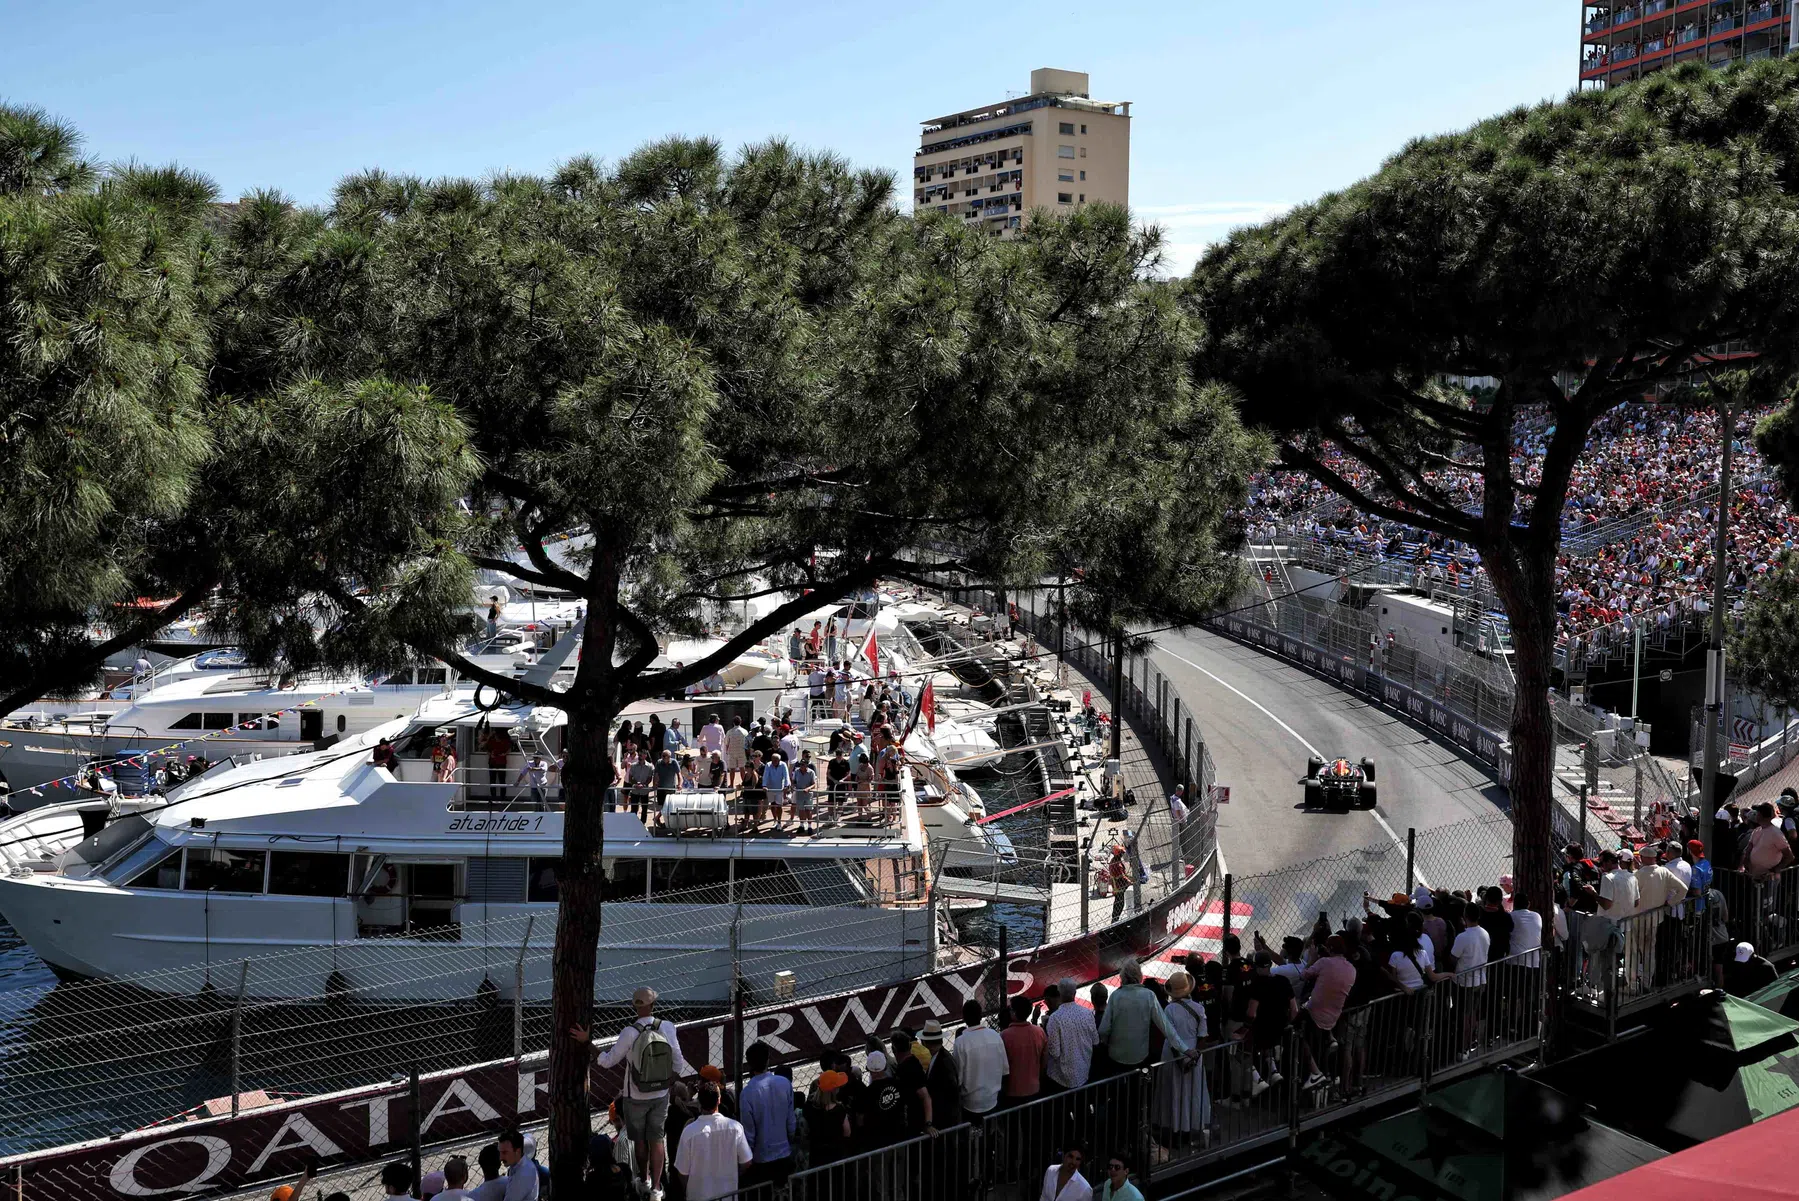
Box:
[722, 717, 749, 791]
[585, 986, 694, 1201]
[1089, 982, 1112, 1080]
[483, 728, 512, 799]
[493, 1131, 537, 1201]
[1099, 1152, 1144, 1201]
[698, 715, 724, 760]
[954, 1000, 1010, 1119]
[435, 1156, 477, 1201]
[1239, 953, 1294, 1087]
[1000, 994, 1046, 1106]
[1434, 907, 1491, 1057]
[1040, 1147, 1094, 1201]
[856, 1051, 907, 1149]
[1506, 890, 1545, 1039]
[804, 1071, 853, 1167]
[1298, 935, 1355, 1088]
[1633, 848, 1687, 987]
[738, 1042, 796, 1187]
[760, 752, 791, 828]
[920, 1020, 962, 1125]
[1100, 962, 1194, 1076]
[1044, 977, 1097, 1093]
[626, 753, 655, 821]
[1152, 970, 1212, 1148]
[790, 751, 819, 834]
[887, 1032, 933, 1136]
[673, 1082, 752, 1201]
[1746, 802, 1795, 879]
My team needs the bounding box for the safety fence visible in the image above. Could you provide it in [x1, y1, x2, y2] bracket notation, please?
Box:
[0, 871, 933, 1157]
[1716, 861, 1799, 967]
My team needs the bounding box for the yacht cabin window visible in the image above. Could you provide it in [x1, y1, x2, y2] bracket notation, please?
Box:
[170, 712, 235, 731]
[184, 848, 267, 893]
[269, 851, 350, 897]
[651, 859, 731, 905]
[127, 850, 184, 890]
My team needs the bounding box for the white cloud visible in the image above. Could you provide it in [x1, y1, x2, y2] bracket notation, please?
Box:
[1136, 201, 1293, 278]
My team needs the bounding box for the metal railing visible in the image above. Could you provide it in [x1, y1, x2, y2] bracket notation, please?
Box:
[1561, 904, 1712, 1034]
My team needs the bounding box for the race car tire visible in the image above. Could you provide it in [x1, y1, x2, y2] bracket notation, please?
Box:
[1360, 758, 1376, 782]
[1304, 784, 1323, 808]
[1307, 756, 1325, 778]
[1360, 783, 1377, 809]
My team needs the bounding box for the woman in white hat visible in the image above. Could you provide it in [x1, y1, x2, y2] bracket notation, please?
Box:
[1151, 970, 1211, 1149]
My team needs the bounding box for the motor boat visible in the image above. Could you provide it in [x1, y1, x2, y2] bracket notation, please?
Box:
[0, 646, 971, 1002]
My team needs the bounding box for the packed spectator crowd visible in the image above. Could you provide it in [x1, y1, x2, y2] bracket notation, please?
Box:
[1240, 402, 1799, 642]
[250, 786, 1799, 1201]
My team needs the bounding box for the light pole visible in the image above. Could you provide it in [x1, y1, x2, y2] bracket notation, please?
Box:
[1700, 397, 1735, 854]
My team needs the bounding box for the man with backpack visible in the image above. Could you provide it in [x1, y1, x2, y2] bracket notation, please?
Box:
[586, 987, 694, 1201]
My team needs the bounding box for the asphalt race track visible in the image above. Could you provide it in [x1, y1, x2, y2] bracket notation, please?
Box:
[1148, 626, 1516, 938]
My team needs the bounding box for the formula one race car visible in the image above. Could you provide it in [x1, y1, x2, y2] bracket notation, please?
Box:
[1301, 756, 1377, 810]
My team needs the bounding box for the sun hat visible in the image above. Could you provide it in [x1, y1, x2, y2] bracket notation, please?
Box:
[919, 1019, 945, 1044]
[1167, 970, 1193, 999]
[1737, 942, 1755, 963]
[817, 1070, 849, 1092]
[866, 1051, 888, 1072]
[1688, 839, 1707, 857]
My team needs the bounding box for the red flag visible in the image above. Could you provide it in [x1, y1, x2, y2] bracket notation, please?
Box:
[920, 678, 936, 734]
[860, 626, 879, 676]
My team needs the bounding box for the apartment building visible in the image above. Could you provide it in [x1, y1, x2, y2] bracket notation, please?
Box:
[1580, 0, 1794, 88]
[914, 68, 1130, 236]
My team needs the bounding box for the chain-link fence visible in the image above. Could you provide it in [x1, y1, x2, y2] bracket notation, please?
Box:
[0, 871, 932, 1156]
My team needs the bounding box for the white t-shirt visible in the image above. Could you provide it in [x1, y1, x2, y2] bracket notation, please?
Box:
[674, 1112, 752, 1201]
[953, 1024, 1010, 1115]
[1450, 925, 1491, 988]
[699, 722, 725, 754]
[1168, 794, 1188, 824]
[1668, 858, 1694, 918]
[1388, 949, 1426, 993]
[1509, 909, 1544, 968]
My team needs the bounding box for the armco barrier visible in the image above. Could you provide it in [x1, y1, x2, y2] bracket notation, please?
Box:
[1206, 612, 1513, 783]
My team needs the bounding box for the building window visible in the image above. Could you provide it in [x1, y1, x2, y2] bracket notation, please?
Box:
[1058, 145, 1076, 159]
[1058, 171, 1074, 182]
[1059, 121, 1075, 135]
[1080, 170, 1086, 181]
[1079, 148, 1087, 158]
[1058, 192, 1073, 204]
[1081, 124, 1088, 134]
[1079, 194, 1086, 202]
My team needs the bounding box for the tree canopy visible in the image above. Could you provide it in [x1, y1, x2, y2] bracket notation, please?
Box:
[0, 105, 477, 715]
[1189, 57, 1799, 915]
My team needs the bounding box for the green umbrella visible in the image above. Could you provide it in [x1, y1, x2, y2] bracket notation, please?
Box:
[1649, 992, 1799, 1144]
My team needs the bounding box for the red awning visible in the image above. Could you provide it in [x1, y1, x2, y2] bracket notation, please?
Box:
[1562, 1105, 1799, 1201]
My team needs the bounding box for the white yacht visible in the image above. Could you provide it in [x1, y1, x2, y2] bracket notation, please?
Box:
[0, 680, 990, 1003]
[0, 666, 460, 805]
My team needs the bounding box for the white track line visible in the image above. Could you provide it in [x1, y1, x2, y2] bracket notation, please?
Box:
[1155, 644, 1429, 889]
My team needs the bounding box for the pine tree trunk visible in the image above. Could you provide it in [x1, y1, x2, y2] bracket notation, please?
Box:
[1485, 548, 1559, 1038]
[548, 706, 616, 1196]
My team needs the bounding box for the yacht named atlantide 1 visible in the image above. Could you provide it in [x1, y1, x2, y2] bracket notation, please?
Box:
[0, 677, 1007, 1003]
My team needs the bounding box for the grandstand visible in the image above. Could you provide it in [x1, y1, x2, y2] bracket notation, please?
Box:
[1245, 401, 1798, 755]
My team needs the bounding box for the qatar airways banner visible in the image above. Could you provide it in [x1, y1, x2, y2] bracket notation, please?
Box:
[1206, 615, 1511, 781]
[4, 861, 1215, 1199]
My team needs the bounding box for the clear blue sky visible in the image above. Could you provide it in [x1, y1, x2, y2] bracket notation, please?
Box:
[8, 0, 1577, 274]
